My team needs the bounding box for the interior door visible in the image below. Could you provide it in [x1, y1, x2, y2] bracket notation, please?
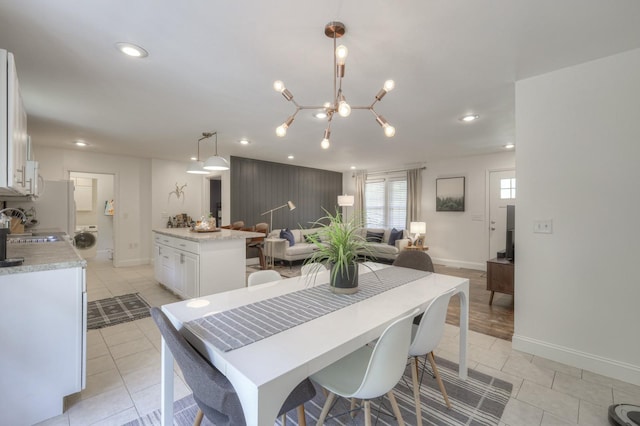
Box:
[489, 169, 516, 259]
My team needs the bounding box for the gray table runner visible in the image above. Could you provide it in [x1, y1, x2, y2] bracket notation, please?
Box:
[185, 266, 431, 352]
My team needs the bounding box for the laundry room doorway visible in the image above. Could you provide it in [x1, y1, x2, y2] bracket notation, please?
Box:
[69, 171, 115, 263]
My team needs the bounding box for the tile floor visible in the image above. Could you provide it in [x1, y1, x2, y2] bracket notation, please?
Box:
[36, 258, 639, 426]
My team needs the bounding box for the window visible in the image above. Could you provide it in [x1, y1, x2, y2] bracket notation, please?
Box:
[365, 177, 407, 228]
[500, 178, 516, 200]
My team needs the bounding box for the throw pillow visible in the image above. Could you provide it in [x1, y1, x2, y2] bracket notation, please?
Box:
[388, 228, 404, 246]
[365, 231, 384, 243]
[280, 228, 295, 247]
[304, 233, 319, 243]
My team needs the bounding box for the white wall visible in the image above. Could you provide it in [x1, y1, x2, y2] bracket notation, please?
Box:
[343, 151, 515, 270]
[513, 48, 640, 385]
[150, 159, 207, 230]
[34, 146, 151, 267]
[421, 153, 514, 269]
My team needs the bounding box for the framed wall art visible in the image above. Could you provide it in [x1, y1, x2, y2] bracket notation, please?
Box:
[436, 177, 465, 212]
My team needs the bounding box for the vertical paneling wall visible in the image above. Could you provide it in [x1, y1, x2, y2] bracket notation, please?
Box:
[230, 157, 342, 231]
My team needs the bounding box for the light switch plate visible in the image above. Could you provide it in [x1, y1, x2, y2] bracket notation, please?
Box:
[533, 219, 553, 234]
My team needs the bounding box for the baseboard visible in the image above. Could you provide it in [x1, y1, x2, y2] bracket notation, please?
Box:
[512, 334, 640, 387]
[431, 257, 486, 271]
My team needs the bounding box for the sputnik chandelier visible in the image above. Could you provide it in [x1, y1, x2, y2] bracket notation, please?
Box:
[273, 21, 395, 149]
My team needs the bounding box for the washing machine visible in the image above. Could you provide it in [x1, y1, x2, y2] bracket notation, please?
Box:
[74, 225, 98, 259]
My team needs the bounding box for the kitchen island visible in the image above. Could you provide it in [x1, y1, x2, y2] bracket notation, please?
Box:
[0, 234, 86, 426]
[153, 228, 264, 298]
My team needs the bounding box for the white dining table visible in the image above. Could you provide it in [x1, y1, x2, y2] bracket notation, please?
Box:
[159, 263, 469, 426]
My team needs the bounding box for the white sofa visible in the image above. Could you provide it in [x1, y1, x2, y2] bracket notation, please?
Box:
[268, 227, 410, 265]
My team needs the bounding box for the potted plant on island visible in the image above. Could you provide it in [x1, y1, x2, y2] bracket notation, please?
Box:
[303, 209, 372, 294]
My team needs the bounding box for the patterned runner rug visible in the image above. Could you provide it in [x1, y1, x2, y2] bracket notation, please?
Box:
[87, 293, 151, 330]
[124, 356, 512, 426]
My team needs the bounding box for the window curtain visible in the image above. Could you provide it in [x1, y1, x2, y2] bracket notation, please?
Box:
[406, 168, 422, 226]
[354, 171, 366, 226]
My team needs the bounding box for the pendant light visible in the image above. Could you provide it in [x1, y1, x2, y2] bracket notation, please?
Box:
[186, 132, 229, 174]
[203, 132, 230, 171]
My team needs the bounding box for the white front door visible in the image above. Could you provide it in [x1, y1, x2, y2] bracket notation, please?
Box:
[489, 169, 516, 259]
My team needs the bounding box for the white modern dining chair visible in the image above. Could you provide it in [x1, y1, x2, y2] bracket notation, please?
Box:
[300, 262, 328, 276]
[310, 308, 420, 426]
[247, 269, 281, 287]
[408, 288, 457, 426]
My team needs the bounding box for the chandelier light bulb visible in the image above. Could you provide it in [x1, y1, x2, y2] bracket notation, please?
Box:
[338, 100, 351, 117]
[273, 80, 285, 92]
[384, 80, 395, 92]
[384, 124, 396, 137]
[276, 125, 287, 137]
[321, 128, 331, 149]
[335, 45, 348, 64]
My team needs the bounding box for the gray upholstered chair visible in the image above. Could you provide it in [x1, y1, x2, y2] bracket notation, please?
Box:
[393, 250, 435, 325]
[392, 250, 434, 272]
[150, 307, 316, 426]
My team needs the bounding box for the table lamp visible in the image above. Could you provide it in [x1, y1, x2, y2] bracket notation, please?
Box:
[409, 221, 426, 245]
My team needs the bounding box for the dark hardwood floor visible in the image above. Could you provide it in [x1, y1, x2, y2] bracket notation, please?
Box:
[434, 264, 515, 341]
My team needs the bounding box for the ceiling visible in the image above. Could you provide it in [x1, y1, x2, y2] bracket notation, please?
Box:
[2, 1, 640, 173]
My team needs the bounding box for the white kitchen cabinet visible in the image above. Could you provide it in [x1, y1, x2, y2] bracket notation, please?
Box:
[0, 266, 86, 425]
[176, 249, 199, 299]
[153, 235, 199, 299]
[73, 177, 94, 211]
[153, 230, 254, 298]
[1, 49, 29, 196]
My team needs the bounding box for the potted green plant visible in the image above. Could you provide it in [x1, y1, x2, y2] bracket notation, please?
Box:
[303, 209, 371, 294]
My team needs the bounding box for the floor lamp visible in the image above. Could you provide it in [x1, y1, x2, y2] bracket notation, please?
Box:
[337, 194, 354, 219]
[261, 201, 296, 233]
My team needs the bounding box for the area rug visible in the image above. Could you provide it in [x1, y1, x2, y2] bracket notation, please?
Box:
[123, 356, 512, 426]
[87, 293, 151, 330]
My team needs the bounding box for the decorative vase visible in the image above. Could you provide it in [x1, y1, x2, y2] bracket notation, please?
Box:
[330, 262, 359, 294]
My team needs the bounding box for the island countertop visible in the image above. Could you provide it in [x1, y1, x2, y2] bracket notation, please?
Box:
[153, 228, 264, 242]
[1, 239, 86, 275]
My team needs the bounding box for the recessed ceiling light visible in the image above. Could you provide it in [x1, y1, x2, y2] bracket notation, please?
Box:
[288, 155, 294, 160]
[239, 139, 250, 145]
[115, 42, 149, 58]
[73, 140, 88, 147]
[460, 114, 479, 122]
[314, 111, 327, 119]
[504, 143, 515, 149]
[190, 156, 198, 161]
[350, 166, 356, 170]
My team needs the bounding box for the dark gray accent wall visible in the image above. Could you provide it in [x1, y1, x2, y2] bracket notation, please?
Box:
[230, 156, 342, 231]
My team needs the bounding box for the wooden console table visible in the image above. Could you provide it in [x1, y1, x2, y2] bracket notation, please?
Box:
[486, 258, 514, 304]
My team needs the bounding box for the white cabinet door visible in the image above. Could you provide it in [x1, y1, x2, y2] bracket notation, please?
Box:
[73, 178, 93, 211]
[2, 51, 29, 194]
[0, 266, 85, 425]
[180, 251, 199, 299]
[171, 250, 186, 298]
[159, 246, 176, 291]
[153, 244, 163, 284]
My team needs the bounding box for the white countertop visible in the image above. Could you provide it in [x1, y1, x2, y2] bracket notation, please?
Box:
[1, 234, 85, 275]
[153, 228, 264, 242]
